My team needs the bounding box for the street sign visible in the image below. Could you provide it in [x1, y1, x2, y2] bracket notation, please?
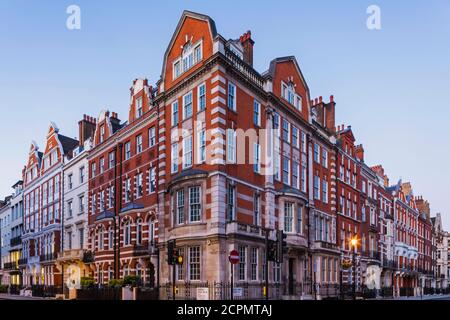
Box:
[229, 250, 240, 265]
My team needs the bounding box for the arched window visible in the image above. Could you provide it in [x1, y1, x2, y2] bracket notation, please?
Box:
[124, 221, 131, 246]
[99, 267, 104, 284]
[136, 219, 142, 245]
[108, 265, 114, 281]
[99, 227, 104, 251]
[182, 42, 194, 72]
[108, 227, 114, 250]
[149, 220, 155, 246]
[136, 264, 142, 281]
[123, 265, 130, 277]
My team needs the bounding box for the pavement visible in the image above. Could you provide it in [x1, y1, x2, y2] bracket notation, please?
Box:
[372, 294, 450, 301]
[1, 293, 450, 301]
[0, 293, 53, 300]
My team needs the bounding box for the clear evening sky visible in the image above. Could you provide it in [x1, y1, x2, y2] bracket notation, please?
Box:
[1, 1, 449, 228]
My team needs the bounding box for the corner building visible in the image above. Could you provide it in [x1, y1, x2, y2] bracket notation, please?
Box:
[153, 11, 339, 299]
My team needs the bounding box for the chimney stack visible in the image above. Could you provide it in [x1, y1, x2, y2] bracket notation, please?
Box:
[355, 144, 364, 162]
[325, 95, 336, 133]
[240, 30, 254, 67]
[78, 114, 96, 146]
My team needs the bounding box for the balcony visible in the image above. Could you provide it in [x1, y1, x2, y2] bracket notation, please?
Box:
[369, 251, 381, 260]
[224, 47, 264, 89]
[18, 257, 28, 266]
[82, 251, 95, 264]
[39, 252, 57, 263]
[226, 221, 264, 239]
[57, 249, 85, 262]
[381, 260, 397, 269]
[132, 244, 150, 256]
[313, 240, 339, 251]
[10, 236, 22, 247]
[3, 262, 18, 270]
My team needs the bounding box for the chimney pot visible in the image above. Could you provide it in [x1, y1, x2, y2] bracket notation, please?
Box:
[319, 96, 323, 104]
[330, 95, 334, 103]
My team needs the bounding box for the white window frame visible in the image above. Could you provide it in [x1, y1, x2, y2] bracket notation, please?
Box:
[183, 135, 193, 169]
[198, 83, 206, 112]
[135, 96, 143, 119]
[172, 101, 179, 127]
[171, 142, 179, 173]
[253, 100, 261, 127]
[228, 82, 236, 111]
[183, 91, 193, 120]
[136, 135, 143, 154]
[253, 143, 261, 174]
[227, 129, 236, 164]
[282, 156, 291, 185]
[198, 129, 206, 163]
[149, 127, 156, 147]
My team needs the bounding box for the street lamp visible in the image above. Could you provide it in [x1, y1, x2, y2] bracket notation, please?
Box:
[350, 237, 358, 300]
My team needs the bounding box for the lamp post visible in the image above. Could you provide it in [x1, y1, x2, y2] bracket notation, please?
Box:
[350, 237, 358, 301]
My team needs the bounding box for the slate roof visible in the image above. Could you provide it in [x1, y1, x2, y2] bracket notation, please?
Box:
[120, 202, 144, 213]
[58, 134, 79, 155]
[95, 210, 115, 221]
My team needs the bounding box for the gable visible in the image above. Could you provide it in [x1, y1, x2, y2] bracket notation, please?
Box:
[161, 11, 216, 91]
[269, 58, 310, 121]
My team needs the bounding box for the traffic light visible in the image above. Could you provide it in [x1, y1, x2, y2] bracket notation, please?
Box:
[276, 230, 287, 263]
[167, 240, 176, 265]
[267, 240, 277, 262]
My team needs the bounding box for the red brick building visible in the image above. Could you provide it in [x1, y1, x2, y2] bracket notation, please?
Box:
[87, 79, 159, 285]
[20, 123, 79, 287]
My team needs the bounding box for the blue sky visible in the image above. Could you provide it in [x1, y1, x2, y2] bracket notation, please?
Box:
[1, 0, 449, 228]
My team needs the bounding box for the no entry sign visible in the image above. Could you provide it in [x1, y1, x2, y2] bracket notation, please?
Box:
[229, 250, 240, 264]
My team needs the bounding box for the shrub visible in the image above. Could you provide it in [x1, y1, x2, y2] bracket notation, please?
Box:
[123, 275, 141, 287]
[108, 279, 124, 287]
[0, 285, 8, 293]
[80, 277, 95, 288]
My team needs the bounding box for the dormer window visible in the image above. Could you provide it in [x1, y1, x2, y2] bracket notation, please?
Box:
[136, 97, 143, 119]
[282, 81, 302, 111]
[173, 40, 203, 80]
